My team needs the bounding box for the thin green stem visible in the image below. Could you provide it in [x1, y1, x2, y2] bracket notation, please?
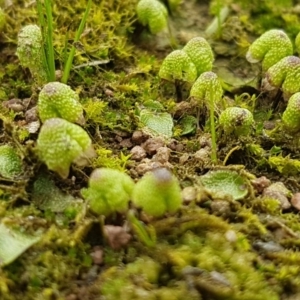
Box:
[209, 84, 217, 164]
[127, 210, 156, 248]
[44, 0, 55, 81]
[62, 0, 92, 84]
[36, 0, 50, 81]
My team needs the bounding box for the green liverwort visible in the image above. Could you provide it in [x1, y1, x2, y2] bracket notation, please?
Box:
[38, 82, 84, 124]
[219, 107, 254, 137]
[136, 0, 168, 34]
[159, 50, 197, 83]
[0, 145, 23, 179]
[132, 168, 182, 217]
[190, 71, 223, 110]
[246, 29, 293, 72]
[16, 25, 47, 85]
[37, 118, 95, 178]
[282, 92, 300, 132]
[182, 37, 214, 76]
[263, 56, 300, 100]
[81, 168, 135, 216]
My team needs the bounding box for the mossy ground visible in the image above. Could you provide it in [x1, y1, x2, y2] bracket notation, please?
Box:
[1, 0, 300, 299]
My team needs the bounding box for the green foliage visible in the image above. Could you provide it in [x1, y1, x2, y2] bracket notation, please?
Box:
[81, 168, 135, 216]
[92, 147, 132, 171]
[136, 0, 168, 34]
[139, 109, 174, 138]
[38, 82, 84, 124]
[61, 0, 92, 83]
[268, 155, 300, 176]
[37, 118, 95, 178]
[159, 50, 197, 83]
[82, 97, 107, 124]
[36, 0, 92, 83]
[132, 168, 182, 217]
[219, 107, 254, 137]
[246, 29, 293, 72]
[36, 0, 55, 82]
[200, 169, 250, 201]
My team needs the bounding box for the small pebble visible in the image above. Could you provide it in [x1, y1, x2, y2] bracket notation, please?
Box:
[291, 193, 300, 211]
[251, 176, 271, 193]
[130, 145, 147, 161]
[153, 147, 170, 163]
[142, 137, 165, 155]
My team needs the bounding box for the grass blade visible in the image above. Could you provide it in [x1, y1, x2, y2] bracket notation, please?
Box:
[62, 0, 92, 83]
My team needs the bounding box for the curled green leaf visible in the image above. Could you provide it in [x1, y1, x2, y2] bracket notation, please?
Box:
[38, 82, 84, 124]
[37, 118, 95, 179]
[136, 0, 168, 34]
[263, 56, 300, 99]
[159, 50, 197, 83]
[190, 71, 223, 109]
[246, 29, 293, 72]
[183, 37, 214, 76]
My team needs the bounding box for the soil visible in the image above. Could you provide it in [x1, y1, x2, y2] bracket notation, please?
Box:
[1, 0, 300, 299]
